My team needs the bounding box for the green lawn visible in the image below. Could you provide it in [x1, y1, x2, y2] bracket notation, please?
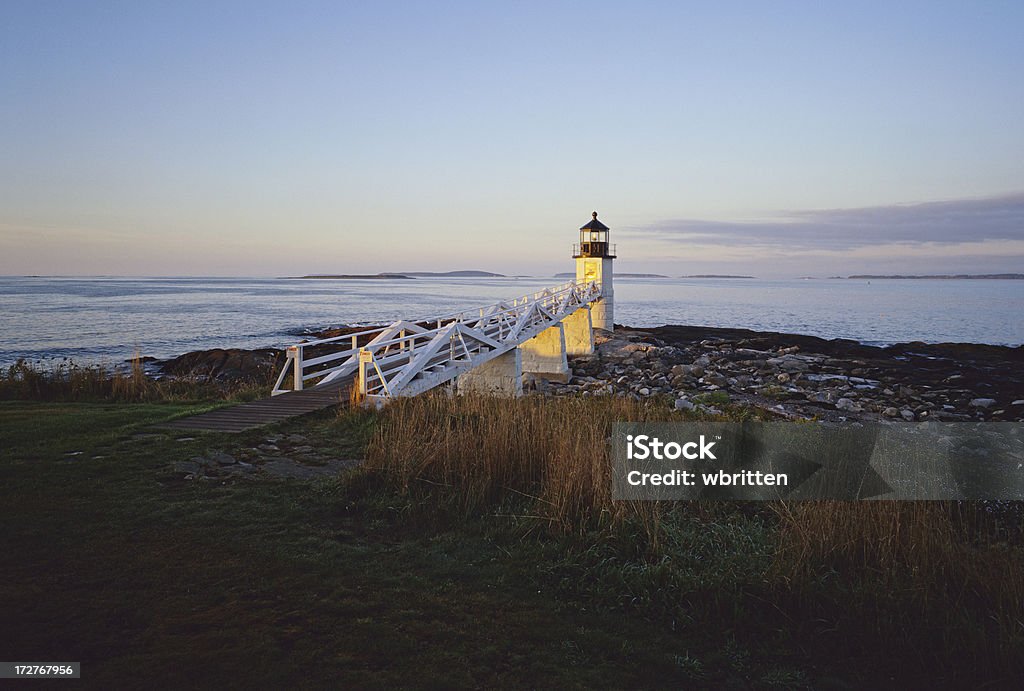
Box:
[0, 401, 1003, 688]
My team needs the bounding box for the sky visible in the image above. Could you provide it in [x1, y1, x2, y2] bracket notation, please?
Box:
[2, 1, 1023, 278]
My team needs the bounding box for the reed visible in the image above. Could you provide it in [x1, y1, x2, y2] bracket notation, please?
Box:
[362, 392, 1024, 677]
[364, 392, 673, 545]
[109, 352, 148, 401]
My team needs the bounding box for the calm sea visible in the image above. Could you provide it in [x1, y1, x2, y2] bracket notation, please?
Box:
[1, 276, 1022, 367]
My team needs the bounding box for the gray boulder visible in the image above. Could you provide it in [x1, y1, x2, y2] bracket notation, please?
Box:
[835, 398, 862, 412]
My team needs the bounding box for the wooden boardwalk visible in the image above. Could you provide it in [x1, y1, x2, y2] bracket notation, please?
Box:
[161, 376, 352, 433]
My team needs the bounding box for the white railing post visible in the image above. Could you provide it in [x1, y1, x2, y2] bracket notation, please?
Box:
[290, 344, 304, 391]
[359, 349, 372, 397]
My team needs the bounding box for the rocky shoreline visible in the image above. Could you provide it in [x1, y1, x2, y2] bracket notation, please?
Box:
[546, 326, 1024, 422]
[153, 324, 1024, 422]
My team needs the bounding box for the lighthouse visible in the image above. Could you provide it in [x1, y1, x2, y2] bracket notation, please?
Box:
[573, 211, 616, 331]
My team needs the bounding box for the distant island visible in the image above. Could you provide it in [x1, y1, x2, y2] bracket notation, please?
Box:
[290, 270, 505, 280]
[398, 270, 505, 277]
[554, 272, 669, 278]
[293, 273, 414, 279]
[680, 274, 756, 279]
[842, 274, 1024, 280]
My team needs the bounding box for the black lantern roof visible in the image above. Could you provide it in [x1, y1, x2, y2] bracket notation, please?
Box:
[579, 211, 609, 231]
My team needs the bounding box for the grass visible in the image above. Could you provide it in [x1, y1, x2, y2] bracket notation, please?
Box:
[692, 390, 732, 406]
[0, 356, 270, 403]
[0, 400, 799, 688]
[772, 500, 1024, 673]
[2, 388, 1023, 687]
[356, 392, 1024, 685]
[363, 394, 668, 545]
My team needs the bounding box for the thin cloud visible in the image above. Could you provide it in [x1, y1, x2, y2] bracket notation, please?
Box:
[627, 193, 1024, 252]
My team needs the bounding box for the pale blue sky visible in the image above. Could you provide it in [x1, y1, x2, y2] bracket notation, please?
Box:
[2, 1, 1023, 277]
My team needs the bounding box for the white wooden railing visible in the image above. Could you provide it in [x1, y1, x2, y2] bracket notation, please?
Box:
[271, 280, 602, 403]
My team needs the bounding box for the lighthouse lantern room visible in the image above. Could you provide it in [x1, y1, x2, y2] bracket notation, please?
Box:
[573, 211, 615, 332]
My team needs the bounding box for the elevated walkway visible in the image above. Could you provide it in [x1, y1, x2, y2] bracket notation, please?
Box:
[273, 279, 601, 405]
[160, 376, 352, 433]
[162, 280, 603, 431]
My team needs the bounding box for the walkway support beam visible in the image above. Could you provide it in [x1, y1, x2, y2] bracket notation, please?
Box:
[455, 349, 523, 396]
[562, 306, 594, 356]
[519, 322, 570, 383]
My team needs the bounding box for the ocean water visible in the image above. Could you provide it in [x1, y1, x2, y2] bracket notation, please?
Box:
[1, 276, 1022, 367]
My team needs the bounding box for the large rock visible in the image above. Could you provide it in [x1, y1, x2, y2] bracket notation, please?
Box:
[766, 355, 813, 372]
[807, 390, 840, 405]
[670, 364, 691, 377]
[210, 451, 237, 466]
[159, 348, 282, 381]
[703, 372, 729, 387]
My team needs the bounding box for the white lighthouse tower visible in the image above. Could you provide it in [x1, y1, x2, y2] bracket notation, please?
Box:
[573, 211, 616, 332]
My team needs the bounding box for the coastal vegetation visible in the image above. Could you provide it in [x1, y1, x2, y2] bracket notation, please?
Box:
[2, 366, 1023, 686]
[0, 356, 271, 403]
[360, 394, 1024, 683]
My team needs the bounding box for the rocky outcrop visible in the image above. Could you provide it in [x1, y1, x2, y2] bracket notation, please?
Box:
[157, 348, 283, 382]
[537, 327, 1024, 422]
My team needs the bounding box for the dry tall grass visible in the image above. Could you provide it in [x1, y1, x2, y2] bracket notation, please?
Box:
[364, 392, 674, 545]
[0, 356, 269, 402]
[773, 501, 1024, 600]
[363, 392, 1024, 676]
[774, 502, 964, 585]
[773, 500, 1024, 670]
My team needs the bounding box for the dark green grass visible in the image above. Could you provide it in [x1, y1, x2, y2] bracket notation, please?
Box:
[3, 400, 1018, 689]
[0, 402, 811, 689]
